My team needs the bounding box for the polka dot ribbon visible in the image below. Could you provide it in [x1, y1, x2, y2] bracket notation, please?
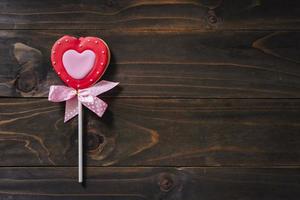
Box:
[48, 80, 119, 122]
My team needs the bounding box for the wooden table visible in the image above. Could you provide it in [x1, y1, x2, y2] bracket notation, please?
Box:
[0, 0, 300, 199]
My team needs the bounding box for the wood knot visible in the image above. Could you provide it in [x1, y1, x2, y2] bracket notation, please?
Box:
[85, 116, 118, 162]
[13, 43, 43, 94]
[15, 70, 38, 92]
[86, 125, 115, 161]
[87, 132, 105, 151]
[207, 10, 219, 25]
[158, 174, 174, 192]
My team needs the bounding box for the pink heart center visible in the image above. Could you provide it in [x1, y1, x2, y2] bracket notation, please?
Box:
[62, 50, 96, 79]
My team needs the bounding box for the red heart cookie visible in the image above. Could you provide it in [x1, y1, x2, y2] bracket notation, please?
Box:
[51, 35, 110, 89]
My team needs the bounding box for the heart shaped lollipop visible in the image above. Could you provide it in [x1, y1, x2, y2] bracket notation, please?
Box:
[48, 35, 119, 183]
[51, 35, 110, 89]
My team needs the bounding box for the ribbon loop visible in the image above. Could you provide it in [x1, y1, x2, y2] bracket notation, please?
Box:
[48, 80, 119, 122]
[48, 85, 76, 102]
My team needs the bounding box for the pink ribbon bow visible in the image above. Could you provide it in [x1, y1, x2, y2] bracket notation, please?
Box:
[48, 80, 119, 122]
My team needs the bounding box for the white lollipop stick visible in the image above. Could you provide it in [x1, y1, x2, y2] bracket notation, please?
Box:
[78, 100, 83, 183]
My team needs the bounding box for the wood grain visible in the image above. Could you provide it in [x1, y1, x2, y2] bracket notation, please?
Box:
[0, 30, 300, 98]
[0, 167, 299, 200]
[0, 98, 300, 166]
[0, 0, 299, 31]
[0, 0, 300, 200]
[0, 1, 300, 198]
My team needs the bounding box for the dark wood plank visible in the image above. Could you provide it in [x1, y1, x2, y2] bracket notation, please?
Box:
[0, 0, 210, 30]
[0, 98, 300, 166]
[0, 30, 300, 98]
[0, 0, 299, 31]
[0, 167, 299, 200]
[218, 0, 300, 30]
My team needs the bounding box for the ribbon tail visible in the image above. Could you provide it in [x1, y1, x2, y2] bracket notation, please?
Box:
[64, 97, 79, 123]
[81, 96, 107, 118]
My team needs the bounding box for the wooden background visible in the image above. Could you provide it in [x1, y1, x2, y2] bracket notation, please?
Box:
[0, 0, 300, 199]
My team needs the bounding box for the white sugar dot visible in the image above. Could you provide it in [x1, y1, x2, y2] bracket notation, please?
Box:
[100, 62, 103, 65]
[58, 41, 61, 45]
[52, 51, 56, 54]
[95, 41, 98, 44]
[65, 39, 69, 42]
[57, 71, 61, 75]
[77, 84, 80, 88]
[96, 71, 100, 74]
[87, 39, 90, 42]
[90, 79, 93, 82]
[53, 61, 56, 65]
[101, 51, 105, 54]
[79, 44, 83, 47]
[66, 79, 69, 82]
